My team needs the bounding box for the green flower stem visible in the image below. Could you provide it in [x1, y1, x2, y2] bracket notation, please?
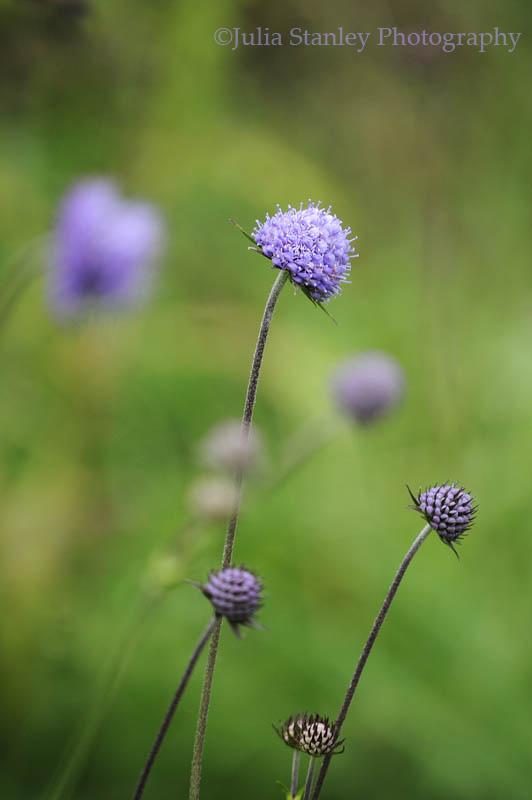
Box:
[290, 750, 301, 798]
[302, 758, 315, 800]
[0, 235, 48, 335]
[43, 519, 202, 800]
[43, 595, 161, 800]
[189, 269, 289, 800]
[132, 617, 217, 800]
[265, 415, 341, 495]
[311, 524, 432, 800]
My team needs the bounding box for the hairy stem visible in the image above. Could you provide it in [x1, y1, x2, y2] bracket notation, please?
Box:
[189, 269, 289, 800]
[188, 618, 222, 800]
[302, 758, 315, 800]
[311, 524, 432, 800]
[221, 269, 289, 567]
[132, 618, 216, 800]
[290, 750, 301, 798]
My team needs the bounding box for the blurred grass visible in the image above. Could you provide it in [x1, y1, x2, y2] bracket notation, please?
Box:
[1, 0, 532, 798]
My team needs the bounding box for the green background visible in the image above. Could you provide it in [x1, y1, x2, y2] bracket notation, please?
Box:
[0, 1, 531, 798]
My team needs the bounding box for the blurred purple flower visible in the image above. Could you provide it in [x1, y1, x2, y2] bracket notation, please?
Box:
[331, 351, 405, 424]
[253, 202, 356, 303]
[49, 179, 164, 318]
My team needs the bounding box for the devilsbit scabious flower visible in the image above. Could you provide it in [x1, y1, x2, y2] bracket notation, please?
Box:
[199, 419, 263, 474]
[252, 202, 356, 304]
[275, 714, 344, 757]
[331, 351, 405, 425]
[200, 567, 263, 635]
[49, 178, 164, 318]
[409, 483, 476, 551]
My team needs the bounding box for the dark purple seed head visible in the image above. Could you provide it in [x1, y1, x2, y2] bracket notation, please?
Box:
[409, 483, 476, 550]
[201, 566, 263, 634]
[274, 713, 344, 757]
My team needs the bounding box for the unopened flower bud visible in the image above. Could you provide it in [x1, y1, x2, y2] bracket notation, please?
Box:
[409, 483, 476, 552]
[275, 713, 344, 757]
[200, 566, 263, 635]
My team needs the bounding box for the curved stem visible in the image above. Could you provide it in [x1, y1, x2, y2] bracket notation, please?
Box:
[311, 524, 432, 800]
[221, 269, 289, 567]
[132, 617, 216, 800]
[302, 758, 315, 800]
[290, 750, 301, 798]
[189, 269, 289, 800]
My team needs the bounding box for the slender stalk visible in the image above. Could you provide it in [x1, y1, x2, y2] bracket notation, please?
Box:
[290, 750, 301, 798]
[43, 517, 203, 800]
[43, 596, 161, 800]
[221, 269, 289, 567]
[311, 524, 432, 800]
[0, 234, 48, 335]
[302, 758, 315, 800]
[132, 618, 216, 800]
[266, 415, 340, 495]
[189, 269, 288, 800]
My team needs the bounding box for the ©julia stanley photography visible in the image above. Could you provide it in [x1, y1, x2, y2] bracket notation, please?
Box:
[213, 25, 522, 53]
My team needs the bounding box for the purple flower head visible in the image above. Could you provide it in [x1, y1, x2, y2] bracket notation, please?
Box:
[49, 178, 165, 318]
[274, 713, 344, 757]
[253, 202, 356, 304]
[200, 566, 263, 635]
[331, 351, 405, 425]
[409, 483, 476, 553]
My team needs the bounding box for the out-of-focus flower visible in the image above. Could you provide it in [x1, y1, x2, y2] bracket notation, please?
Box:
[200, 566, 262, 635]
[143, 553, 183, 596]
[199, 419, 263, 474]
[49, 178, 164, 318]
[253, 202, 356, 304]
[409, 483, 476, 550]
[187, 476, 238, 522]
[275, 713, 344, 757]
[331, 351, 405, 424]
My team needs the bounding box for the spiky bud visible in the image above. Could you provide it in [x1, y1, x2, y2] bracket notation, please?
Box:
[274, 713, 344, 757]
[200, 567, 263, 634]
[409, 483, 476, 551]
